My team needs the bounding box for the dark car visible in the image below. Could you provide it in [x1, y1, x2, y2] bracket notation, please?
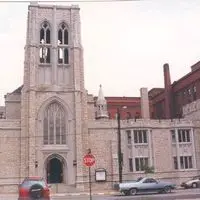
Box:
[18, 176, 50, 200]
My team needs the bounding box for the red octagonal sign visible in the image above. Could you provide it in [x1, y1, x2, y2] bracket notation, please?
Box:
[83, 154, 95, 167]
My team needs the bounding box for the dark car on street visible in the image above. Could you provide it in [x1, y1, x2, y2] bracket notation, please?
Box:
[18, 176, 50, 200]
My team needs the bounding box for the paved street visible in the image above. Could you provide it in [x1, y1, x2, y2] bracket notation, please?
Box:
[2, 189, 200, 200]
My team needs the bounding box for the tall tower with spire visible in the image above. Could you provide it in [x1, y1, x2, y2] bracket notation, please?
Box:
[96, 85, 109, 119]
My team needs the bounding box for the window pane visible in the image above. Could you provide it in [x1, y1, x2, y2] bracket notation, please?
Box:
[134, 131, 138, 143]
[135, 158, 139, 171]
[180, 156, 184, 169]
[46, 29, 50, 44]
[56, 117, 60, 144]
[64, 48, 69, 64]
[140, 158, 144, 171]
[58, 29, 62, 44]
[46, 48, 50, 63]
[143, 131, 147, 143]
[186, 130, 190, 142]
[184, 156, 188, 169]
[127, 130, 131, 144]
[129, 158, 133, 172]
[173, 157, 178, 169]
[178, 130, 182, 142]
[182, 130, 186, 142]
[144, 158, 148, 167]
[189, 157, 193, 168]
[138, 131, 142, 143]
[171, 130, 176, 143]
[40, 28, 44, 42]
[64, 29, 68, 44]
[43, 117, 48, 144]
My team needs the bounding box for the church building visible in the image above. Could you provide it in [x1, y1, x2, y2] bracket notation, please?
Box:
[1, 2, 200, 194]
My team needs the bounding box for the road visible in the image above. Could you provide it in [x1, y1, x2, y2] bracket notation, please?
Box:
[51, 189, 200, 200]
[2, 189, 200, 200]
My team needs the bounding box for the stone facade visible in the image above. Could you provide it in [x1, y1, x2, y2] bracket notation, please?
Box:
[1, 2, 200, 194]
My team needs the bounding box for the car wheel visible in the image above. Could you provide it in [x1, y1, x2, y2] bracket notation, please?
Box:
[163, 186, 171, 193]
[129, 188, 137, 196]
[123, 191, 129, 196]
[192, 183, 198, 188]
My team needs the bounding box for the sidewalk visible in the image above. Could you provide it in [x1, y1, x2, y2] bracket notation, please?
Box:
[51, 190, 119, 197]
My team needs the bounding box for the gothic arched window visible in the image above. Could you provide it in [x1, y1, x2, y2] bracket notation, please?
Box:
[43, 102, 66, 145]
[39, 21, 51, 63]
[58, 22, 69, 64]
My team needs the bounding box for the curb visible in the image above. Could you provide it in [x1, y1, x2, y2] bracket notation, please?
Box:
[51, 191, 119, 197]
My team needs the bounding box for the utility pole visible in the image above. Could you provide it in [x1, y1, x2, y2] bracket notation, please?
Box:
[117, 108, 123, 183]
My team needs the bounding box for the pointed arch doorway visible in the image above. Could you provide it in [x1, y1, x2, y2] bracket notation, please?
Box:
[46, 155, 65, 184]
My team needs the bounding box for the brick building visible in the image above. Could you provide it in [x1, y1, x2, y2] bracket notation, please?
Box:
[1, 2, 200, 194]
[103, 62, 200, 120]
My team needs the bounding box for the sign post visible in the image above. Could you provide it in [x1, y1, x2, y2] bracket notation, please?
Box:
[83, 153, 95, 200]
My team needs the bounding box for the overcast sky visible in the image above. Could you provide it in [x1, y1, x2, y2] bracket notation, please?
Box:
[1, 0, 200, 105]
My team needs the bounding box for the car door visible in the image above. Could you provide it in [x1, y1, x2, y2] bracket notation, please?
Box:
[138, 178, 158, 193]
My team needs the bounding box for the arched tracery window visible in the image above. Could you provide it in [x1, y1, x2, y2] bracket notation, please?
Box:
[58, 22, 69, 64]
[39, 21, 51, 63]
[43, 102, 66, 145]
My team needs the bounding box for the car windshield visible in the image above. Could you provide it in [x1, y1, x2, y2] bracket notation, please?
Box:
[21, 179, 46, 188]
[136, 177, 143, 182]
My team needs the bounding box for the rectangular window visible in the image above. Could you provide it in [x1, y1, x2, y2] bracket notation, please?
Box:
[178, 129, 191, 143]
[171, 130, 176, 143]
[180, 156, 193, 169]
[126, 130, 132, 144]
[135, 157, 149, 171]
[134, 130, 148, 144]
[173, 157, 178, 170]
[129, 158, 133, 172]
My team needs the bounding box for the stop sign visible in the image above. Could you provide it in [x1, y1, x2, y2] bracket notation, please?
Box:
[83, 154, 95, 167]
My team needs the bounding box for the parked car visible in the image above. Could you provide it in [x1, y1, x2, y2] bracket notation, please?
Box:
[181, 176, 200, 189]
[18, 176, 51, 200]
[118, 177, 176, 196]
[114, 177, 143, 190]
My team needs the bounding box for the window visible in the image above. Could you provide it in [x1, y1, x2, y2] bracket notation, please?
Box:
[126, 130, 131, 144]
[134, 130, 148, 143]
[43, 102, 66, 145]
[0, 112, 3, 119]
[180, 156, 193, 169]
[135, 157, 148, 171]
[173, 157, 178, 170]
[193, 86, 197, 100]
[143, 178, 157, 183]
[39, 22, 51, 63]
[58, 22, 69, 64]
[178, 129, 191, 143]
[171, 130, 176, 143]
[129, 158, 133, 172]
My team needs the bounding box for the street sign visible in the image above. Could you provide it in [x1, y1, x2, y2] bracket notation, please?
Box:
[83, 154, 95, 167]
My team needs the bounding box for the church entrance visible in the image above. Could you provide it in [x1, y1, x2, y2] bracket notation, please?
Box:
[46, 156, 64, 184]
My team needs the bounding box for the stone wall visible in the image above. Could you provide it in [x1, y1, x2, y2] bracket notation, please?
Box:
[87, 118, 198, 190]
[0, 119, 21, 193]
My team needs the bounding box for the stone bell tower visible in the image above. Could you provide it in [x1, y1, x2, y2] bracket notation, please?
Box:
[20, 2, 87, 189]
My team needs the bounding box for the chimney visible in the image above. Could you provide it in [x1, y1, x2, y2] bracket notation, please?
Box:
[163, 63, 172, 119]
[140, 87, 150, 119]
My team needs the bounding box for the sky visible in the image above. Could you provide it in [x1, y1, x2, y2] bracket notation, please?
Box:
[1, 0, 200, 105]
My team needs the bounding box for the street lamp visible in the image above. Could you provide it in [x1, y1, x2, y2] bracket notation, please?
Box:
[117, 106, 127, 183]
